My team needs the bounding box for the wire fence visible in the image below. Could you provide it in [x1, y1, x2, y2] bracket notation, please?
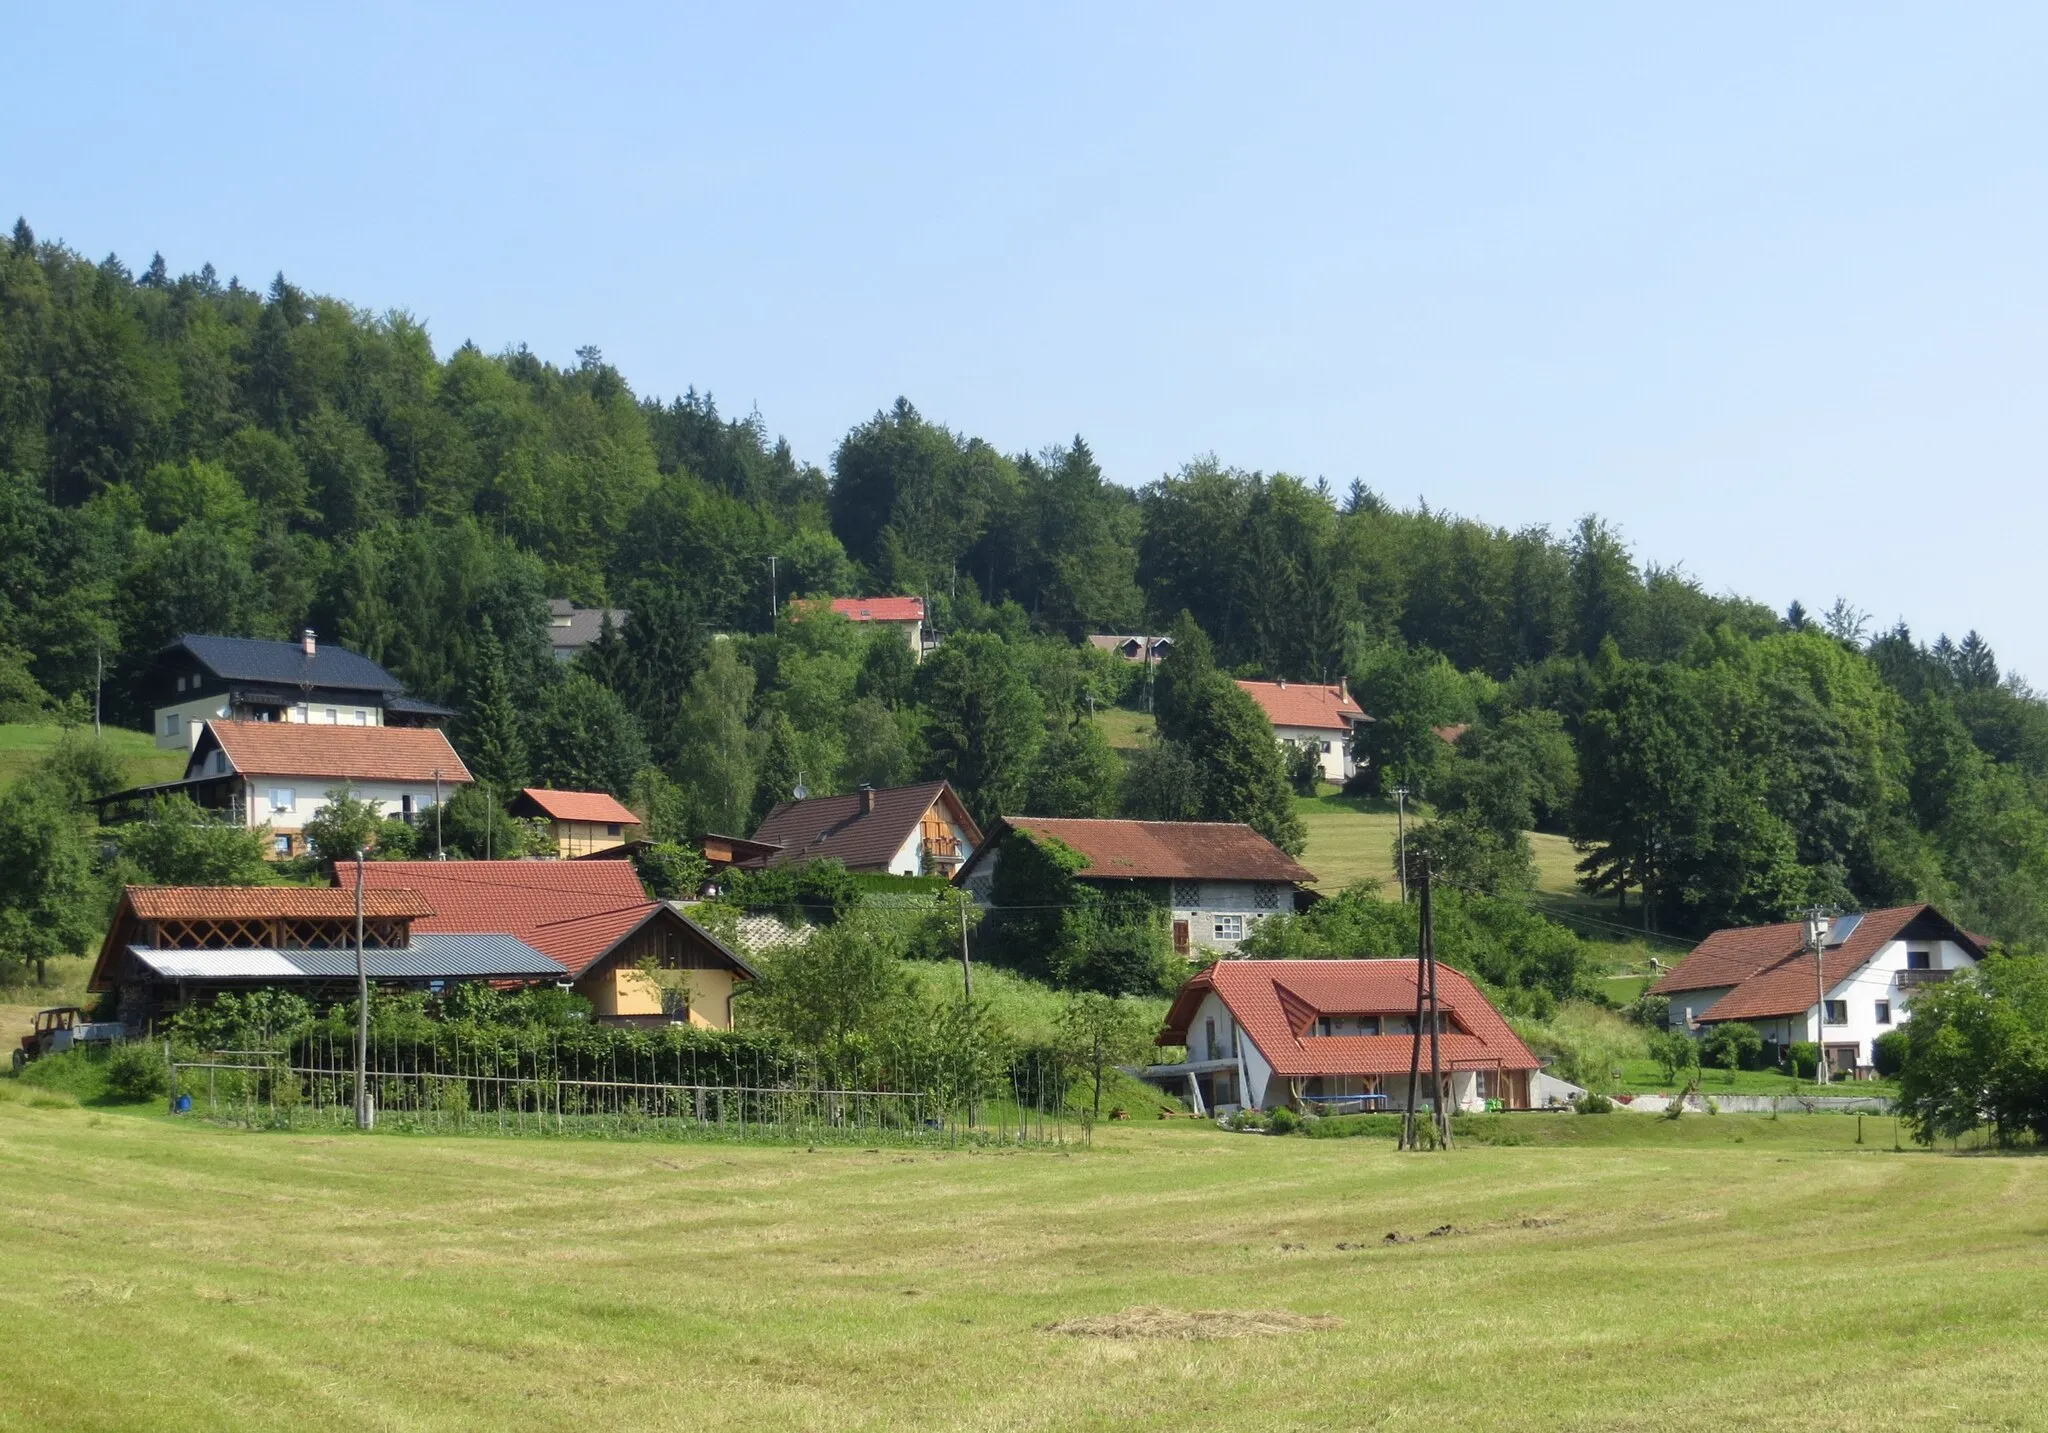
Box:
[168, 1027, 1081, 1148]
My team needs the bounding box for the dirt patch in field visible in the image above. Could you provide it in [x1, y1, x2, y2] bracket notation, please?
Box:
[1046, 1307, 1344, 1341]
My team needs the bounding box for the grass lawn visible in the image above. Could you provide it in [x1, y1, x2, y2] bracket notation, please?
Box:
[0, 722, 185, 790]
[1092, 706, 1155, 754]
[3, 1092, 2043, 1431]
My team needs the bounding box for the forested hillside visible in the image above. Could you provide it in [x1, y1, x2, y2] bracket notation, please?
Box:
[5, 220, 2047, 947]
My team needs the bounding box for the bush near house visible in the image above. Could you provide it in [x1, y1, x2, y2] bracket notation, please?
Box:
[1873, 1028, 1911, 1078]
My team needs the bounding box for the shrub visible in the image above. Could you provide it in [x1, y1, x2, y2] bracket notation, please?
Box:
[1785, 1041, 1821, 1080]
[1267, 1106, 1301, 1135]
[1649, 1027, 1700, 1084]
[1872, 1029, 1911, 1079]
[1700, 1022, 1764, 1072]
[1623, 993, 1671, 1028]
[1224, 1108, 1268, 1131]
[103, 1042, 169, 1104]
[1577, 1092, 1614, 1114]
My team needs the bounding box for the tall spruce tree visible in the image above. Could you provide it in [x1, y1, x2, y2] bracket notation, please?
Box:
[460, 620, 528, 795]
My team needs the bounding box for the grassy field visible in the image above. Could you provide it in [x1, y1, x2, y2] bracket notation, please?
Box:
[1092, 706, 1155, 754]
[0, 722, 185, 790]
[2, 1092, 2043, 1431]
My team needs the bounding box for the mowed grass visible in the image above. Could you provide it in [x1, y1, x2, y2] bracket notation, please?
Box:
[1092, 706, 1155, 754]
[0, 722, 185, 789]
[3, 1097, 2045, 1432]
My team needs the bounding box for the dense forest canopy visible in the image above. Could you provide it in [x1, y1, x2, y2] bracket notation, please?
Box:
[6, 220, 2048, 948]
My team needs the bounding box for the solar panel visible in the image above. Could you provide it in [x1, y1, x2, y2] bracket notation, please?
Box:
[1825, 912, 1864, 947]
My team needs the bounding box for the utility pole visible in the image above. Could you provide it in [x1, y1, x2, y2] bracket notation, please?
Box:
[1392, 785, 1411, 902]
[93, 644, 102, 738]
[483, 781, 493, 861]
[1400, 850, 1427, 1149]
[767, 555, 778, 622]
[1423, 855, 1449, 1148]
[1805, 907, 1832, 1088]
[354, 849, 373, 1130]
[958, 893, 974, 1001]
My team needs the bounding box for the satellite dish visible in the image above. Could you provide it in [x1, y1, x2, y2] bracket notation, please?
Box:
[792, 783, 809, 801]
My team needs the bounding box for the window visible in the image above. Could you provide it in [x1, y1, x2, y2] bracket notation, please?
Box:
[1213, 914, 1245, 941]
[606, 822, 621, 836]
[268, 788, 295, 813]
[273, 834, 292, 856]
[352, 710, 367, 725]
[401, 794, 414, 819]
[324, 708, 338, 723]
[1823, 1000, 1848, 1026]
[1172, 880, 1201, 908]
[1205, 1017, 1219, 1061]
[163, 713, 180, 736]
[1253, 883, 1280, 911]
[1875, 1001, 1892, 1025]
[1319, 740, 1331, 753]
[175, 675, 187, 692]
[1906, 949, 1931, 970]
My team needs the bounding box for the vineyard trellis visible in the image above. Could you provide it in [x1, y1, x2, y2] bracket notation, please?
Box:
[169, 1024, 1080, 1148]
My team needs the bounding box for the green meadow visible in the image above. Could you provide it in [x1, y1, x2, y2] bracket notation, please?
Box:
[3, 1088, 2043, 1431]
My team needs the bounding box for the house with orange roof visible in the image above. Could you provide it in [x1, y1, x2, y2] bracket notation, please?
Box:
[1234, 679, 1371, 784]
[95, 719, 472, 860]
[791, 595, 930, 660]
[1650, 905, 1987, 1078]
[510, 787, 643, 858]
[1145, 959, 1540, 1115]
[354, 861, 757, 1029]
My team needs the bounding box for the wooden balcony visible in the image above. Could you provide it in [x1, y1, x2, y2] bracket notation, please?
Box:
[1895, 969, 1950, 990]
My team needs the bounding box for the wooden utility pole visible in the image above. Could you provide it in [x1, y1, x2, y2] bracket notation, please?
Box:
[1400, 853, 1428, 1150]
[1424, 862, 1450, 1148]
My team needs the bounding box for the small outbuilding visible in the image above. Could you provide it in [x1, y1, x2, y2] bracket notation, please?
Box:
[510, 787, 643, 858]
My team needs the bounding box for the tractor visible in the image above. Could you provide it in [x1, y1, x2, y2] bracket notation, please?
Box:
[11, 1007, 124, 1072]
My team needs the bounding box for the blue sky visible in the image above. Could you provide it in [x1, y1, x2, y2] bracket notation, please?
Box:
[9, 5, 2046, 676]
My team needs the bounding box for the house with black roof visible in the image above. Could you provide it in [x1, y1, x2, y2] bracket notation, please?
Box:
[142, 629, 454, 751]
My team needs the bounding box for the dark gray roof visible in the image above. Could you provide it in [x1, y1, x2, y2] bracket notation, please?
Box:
[385, 694, 458, 717]
[750, 781, 977, 872]
[172, 635, 403, 694]
[548, 600, 630, 653]
[126, 934, 564, 982]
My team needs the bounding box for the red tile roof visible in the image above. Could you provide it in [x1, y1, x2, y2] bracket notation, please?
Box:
[205, 721, 473, 784]
[991, 818, 1315, 884]
[516, 788, 641, 826]
[1234, 680, 1367, 733]
[1650, 905, 1986, 1022]
[751, 781, 977, 872]
[1161, 959, 1537, 1075]
[350, 861, 752, 981]
[828, 596, 925, 623]
[124, 885, 434, 920]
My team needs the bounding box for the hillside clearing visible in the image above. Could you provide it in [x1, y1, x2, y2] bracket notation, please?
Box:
[0, 722, 185, 790]
[1, 1097, 2041, 1431]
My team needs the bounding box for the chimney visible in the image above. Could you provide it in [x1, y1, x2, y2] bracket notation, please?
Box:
[1278, 678, 1286, 690]
[859, 783, 875, 815]
[301, 628, 317, 657]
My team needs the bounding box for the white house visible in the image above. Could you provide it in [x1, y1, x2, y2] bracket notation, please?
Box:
[955, 817, 1317, 956]
[97, 720, 473, 859]
[140, 631, 454, 751]
[824, 596, 929, 661]
[1650, 905, 1987, 1078]
[1235, 680, 1371, 784]
[1141, 959, 1541, 1115]
[749, 780, 981, 879]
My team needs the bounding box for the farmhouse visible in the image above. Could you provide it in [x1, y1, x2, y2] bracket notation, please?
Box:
[817, 595, 928, 659]
[140, 630, 454, 752]
[510, 787, 642, 858]
[548, 598, 630, 662]
[95, 720, 473, 859]
[353, 861, 757, 1029]
[1143, 958, 1540, 1115]
[87, 885, 565, 1033]
[1234, 680, 1370, 784]
[1650, 904, 1986, 1078]
[751, 780, 980, 879]
[956, 817, 1316, 955]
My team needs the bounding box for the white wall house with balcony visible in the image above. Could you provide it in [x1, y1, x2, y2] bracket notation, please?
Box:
[1650, 905, 1987, 1078]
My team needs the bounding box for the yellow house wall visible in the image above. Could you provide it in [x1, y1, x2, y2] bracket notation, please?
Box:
[553, 820, 632, 859]
[574, 964, 740, 1027]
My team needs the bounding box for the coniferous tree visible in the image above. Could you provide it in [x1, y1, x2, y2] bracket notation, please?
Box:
[460, 620, 528, 795]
